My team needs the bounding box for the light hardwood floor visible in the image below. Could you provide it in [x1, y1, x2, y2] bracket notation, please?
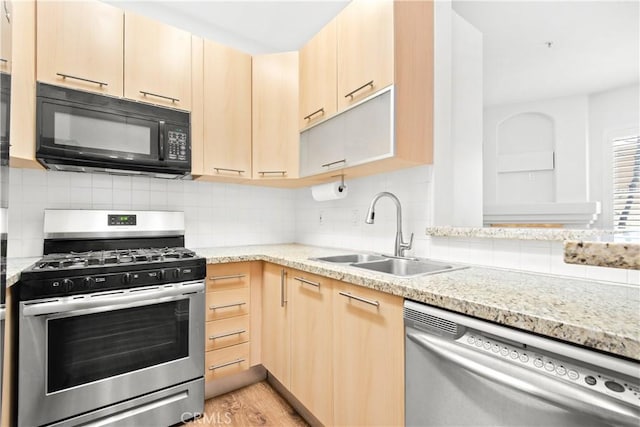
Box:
[183, 382, 308, 427]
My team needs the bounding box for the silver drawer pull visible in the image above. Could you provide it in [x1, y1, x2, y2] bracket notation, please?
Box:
[208, 274, 246, 281]
[345, 80, 374, 99]
[209, 358, 245, 371]
[0, 58, 8, 63]
[304, 107, 325, 121]
[57, 72, 108, 87]
[294, 277, 320, 288]
[258, 171, 287, 176]
[322, 159, 346, 168]
[209, 329, 246, 340]
[209, 302, 246, 310]
[339, 291, 379, 307]
[214, 167, 245, 175]
[140, 90, 179, 103]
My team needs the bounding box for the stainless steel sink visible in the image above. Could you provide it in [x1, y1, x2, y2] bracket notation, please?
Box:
[312, 254, 387, 264]
[351, 258, 461, 277]
[311, 253, 466, 277]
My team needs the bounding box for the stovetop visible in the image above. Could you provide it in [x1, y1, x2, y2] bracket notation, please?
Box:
[19, 246, 206, 301]
[31, 247, 198, 271]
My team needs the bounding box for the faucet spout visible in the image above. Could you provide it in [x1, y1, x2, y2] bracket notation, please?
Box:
[364, 192, 413, 257]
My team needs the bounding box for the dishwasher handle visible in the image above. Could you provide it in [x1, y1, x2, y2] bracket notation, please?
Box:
[407, 332, 640, 427]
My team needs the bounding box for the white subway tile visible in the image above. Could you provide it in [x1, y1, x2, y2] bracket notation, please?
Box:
[626, 270, 640, 286]
[131, 176, 150, 191]
[92, 174, 113, 189]
[92, 188, 113, 206]
[112, 175, 132, 190]
[585, 265, 630, 284]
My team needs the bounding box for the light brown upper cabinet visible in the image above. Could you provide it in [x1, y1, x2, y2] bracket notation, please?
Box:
[36, 0, 123, 96]
[299, 19, 337, 130]
[202, 40, 252, 179]
[124, 12, 191, 110]
[0, 0, 12, 74]
[300, 0, 434, 178]
[336, 0, 394, 110]
[252, 52, 299, 181]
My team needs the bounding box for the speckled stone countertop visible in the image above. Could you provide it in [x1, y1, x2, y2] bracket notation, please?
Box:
[7, 245, 640, 360]
[425, 226, 606, 241]
[565, 240, 640, 270]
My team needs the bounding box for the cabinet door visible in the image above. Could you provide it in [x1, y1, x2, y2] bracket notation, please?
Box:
[0, 0, 12, 74]
[261, 263, 290, 387]
[299, 19, 336, 130]
[203, 40, 251, 178]
[333, 282, 404, 426]
[124, 12, 191, 110]
[337, 0, 394, 111]
[290, 271, 333, 426]
[36, 0, 123, 96]
[252, 52, 299, 180]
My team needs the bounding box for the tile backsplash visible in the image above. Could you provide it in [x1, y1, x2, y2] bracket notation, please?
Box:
[8, 168, 295, 257]
[7, 166, 637, 286]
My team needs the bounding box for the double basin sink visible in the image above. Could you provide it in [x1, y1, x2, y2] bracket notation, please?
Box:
[310, 253, 466, 278]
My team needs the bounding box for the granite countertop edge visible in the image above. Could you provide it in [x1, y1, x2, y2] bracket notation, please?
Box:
[7, 244, 639, 361]
[564, 240, 640, 270]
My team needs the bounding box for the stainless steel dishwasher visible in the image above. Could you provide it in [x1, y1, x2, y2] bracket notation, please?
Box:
[404, 300, 640, 426]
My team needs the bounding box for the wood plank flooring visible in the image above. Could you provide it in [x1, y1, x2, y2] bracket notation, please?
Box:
[183, 381, 308, 426]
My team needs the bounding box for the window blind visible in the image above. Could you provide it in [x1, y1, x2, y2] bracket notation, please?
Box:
[613, 135, 640, 231]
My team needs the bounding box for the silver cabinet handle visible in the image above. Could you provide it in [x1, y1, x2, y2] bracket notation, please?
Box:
[208, 358, 245, 371]
[0, 58, 7, 63]
[140, 90, 179, 103]
[304, 107, 325, 121]
[294, 277, 320, 288]
[209, 329, 246, 340]
[209, 302, 246, 310]
[322, 159, 346, 168]
[345, 80, 374, 99]
[208, 274, 246, 281]
[406, 332, 640, 427]
[3, 1, 10, 24]
[57, 73, 108, 87]
[339, 291, 379, 307]
[258, 171, 287, 176]
[214, 168, 245, 175]
[280, 269, 287, 307]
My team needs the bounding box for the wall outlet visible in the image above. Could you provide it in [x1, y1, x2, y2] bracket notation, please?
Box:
[319, 210, 324, 225]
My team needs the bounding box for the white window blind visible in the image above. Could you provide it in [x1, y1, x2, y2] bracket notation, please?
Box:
[613, 135, 640, 231]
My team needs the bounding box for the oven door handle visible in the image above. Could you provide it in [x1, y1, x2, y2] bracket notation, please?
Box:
[22, 282, 204, 317]
[407, 332, 640, 427]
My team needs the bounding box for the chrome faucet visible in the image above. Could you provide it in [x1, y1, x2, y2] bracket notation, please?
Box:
[365, 191, 414, 257]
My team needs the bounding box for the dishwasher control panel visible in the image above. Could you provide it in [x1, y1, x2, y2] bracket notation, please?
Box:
[461, 332, 640, 407]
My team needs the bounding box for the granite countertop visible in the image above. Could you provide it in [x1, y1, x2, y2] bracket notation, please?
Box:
[565, 240, 640, 270]
[425, 226, 607, 241]
[7, 244, 640, 360]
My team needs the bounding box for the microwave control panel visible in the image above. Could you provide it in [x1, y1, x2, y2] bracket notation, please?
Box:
[167, 127, 188, 162]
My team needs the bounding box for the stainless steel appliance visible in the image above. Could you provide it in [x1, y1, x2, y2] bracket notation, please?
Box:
[404, 300, 640, 427]
[17, 210, 205, 427]
[36, 83, 191, 178]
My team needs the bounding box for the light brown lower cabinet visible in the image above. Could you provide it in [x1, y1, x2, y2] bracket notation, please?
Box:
[260, 263, 404, 427]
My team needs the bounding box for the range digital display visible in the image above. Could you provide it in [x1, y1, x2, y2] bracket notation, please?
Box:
[108, 214, 137, 226]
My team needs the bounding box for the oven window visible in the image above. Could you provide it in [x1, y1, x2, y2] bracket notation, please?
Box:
[47, 300, 189, 393]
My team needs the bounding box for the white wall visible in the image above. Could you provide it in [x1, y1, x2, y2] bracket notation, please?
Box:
[588, 83, 640, 229]
[7, 168, 296, 257]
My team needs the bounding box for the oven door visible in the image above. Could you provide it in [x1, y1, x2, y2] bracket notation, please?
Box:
[18, 281, 204, 427]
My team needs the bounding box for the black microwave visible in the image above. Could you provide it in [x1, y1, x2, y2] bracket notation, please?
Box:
[36, 83, 191, 178]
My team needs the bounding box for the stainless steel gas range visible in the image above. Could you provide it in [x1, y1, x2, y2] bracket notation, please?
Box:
[16, 210, 205, 427]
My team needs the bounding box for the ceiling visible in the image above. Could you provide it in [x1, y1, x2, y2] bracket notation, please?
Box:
[106, 0, 349, 54]
[453, 1, 640, 106]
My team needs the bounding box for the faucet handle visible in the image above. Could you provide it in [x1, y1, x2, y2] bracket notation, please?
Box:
[401, 233, 414, 250]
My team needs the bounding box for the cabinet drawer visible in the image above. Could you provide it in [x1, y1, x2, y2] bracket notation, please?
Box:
[206, 288, 250, 321]
[205, 342, 250, 382]
[205, 315, 250, 351]
[206, 263, 250, 292]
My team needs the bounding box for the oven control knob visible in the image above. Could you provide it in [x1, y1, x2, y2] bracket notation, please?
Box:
[83, 277, 96, 289]
[122, 273, 132, 285]
[62, 278, 74, 291]
[173, 268, 182, 279]
[158, 270, 166, 280]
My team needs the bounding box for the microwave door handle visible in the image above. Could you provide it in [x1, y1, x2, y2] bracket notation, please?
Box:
[21, 281, 204, 317]
[159, 120, 166, 161]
